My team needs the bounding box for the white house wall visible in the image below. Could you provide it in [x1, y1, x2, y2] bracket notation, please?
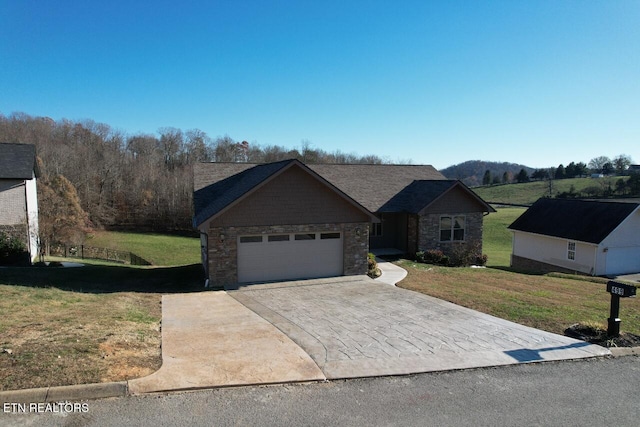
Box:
[512, 231, 597, 275]
[599, 207, 640, 275]
[25, 173, 39, 262]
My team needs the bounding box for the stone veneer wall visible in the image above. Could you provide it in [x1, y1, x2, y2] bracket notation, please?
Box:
[417, 212, 484, 256]
[207, 222, 370, 287]
[511, 254, 590, 276]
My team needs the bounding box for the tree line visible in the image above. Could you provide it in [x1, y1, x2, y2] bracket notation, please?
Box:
[0, 112, 387, 248]
[482, 154, 635, 185]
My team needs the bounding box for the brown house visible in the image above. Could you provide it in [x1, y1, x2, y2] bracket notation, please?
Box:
[194, 159, 494, 287]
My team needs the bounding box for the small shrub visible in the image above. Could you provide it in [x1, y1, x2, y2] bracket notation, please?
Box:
[367, 253, 381, 278]
[449, 242, 488, 267]
[0, 232, 29, 266]
[415, 249, 449, 266]
[0, 231, 25, 255]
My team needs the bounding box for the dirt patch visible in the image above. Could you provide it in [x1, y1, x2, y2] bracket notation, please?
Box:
[565, 323, 640, 348]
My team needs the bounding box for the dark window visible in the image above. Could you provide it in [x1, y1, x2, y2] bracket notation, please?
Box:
[320, 232, 341, 240]
[240, 236, 262, 243]
[440, 215, 465, 242]
[295, 233, 316, 240]
[268, 235, 290, 242]
[371, 222, 382, 237]
[568, 241, 576, 260]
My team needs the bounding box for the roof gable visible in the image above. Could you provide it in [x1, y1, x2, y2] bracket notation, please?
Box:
[193, 159, 377, 227]
[378, 180, 495, 214]
[194, 162, 446, 212]
[508, 198, 640, 244]
[0, 143, 37, 179]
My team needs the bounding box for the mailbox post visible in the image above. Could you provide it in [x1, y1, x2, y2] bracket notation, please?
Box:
[606, 281, 637, 337]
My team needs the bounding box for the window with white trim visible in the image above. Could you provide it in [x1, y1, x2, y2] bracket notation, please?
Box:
[440, 215, 465, 241]
[567, 241, 576, 260]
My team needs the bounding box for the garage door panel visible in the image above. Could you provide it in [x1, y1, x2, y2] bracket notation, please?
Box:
[605, 247, 640, 275]
[238, 232, 343, 283]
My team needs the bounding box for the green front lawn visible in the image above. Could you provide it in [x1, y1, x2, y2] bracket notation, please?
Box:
[483, 207, 525, 267]
[397, 261, 640, 337]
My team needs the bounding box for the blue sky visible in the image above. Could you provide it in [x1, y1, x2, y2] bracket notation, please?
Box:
[1, 1, 638, 169]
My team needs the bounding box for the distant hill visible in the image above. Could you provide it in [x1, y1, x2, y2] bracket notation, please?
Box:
[440, 160, 535, 187]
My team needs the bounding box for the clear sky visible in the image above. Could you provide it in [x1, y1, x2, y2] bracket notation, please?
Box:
[1, 1, 638, 169]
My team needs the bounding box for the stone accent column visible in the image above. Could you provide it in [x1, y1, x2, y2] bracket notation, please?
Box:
[343, 222, 370, 275]
[207, 225, 238, 287]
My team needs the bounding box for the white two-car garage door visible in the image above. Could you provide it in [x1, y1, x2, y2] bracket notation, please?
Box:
[237, 232, 343, 283]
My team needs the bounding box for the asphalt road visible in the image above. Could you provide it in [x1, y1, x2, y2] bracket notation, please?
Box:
[2, 357, 639, 427]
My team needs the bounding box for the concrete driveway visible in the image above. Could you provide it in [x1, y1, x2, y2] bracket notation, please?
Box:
[130, 275, 609, 394]
[230, 276, 610, 379]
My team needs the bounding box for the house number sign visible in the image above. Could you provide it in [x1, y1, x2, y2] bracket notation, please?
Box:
[606, 281, 637, 298]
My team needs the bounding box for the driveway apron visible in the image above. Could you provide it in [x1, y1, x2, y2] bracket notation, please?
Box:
[128, 292, 325, 394]
[229, 276, 610, 380]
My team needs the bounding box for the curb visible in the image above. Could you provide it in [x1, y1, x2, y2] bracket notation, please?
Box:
[1, 346, 639, 403]
[0, 381, 128, 404]
[608, 346, 640, 357]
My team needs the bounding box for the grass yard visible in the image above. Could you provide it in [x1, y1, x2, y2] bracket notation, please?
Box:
[482, 207, 525, 267]
[397, 261, 640, 338]
[84, 231, 200, 266]
[0, 260, 204, 391]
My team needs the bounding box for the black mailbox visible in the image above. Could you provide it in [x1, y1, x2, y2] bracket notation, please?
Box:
[606, 281, 637, 298]
[606, 281, 638, 337]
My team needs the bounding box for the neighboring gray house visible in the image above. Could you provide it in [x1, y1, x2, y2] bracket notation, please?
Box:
[509, 198, 640, 276]
[194, 159, 494, 287]
[0, 143, 40, 262]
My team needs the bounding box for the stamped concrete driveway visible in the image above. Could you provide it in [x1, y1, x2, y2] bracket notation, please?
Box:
[229, 276, 610, 380]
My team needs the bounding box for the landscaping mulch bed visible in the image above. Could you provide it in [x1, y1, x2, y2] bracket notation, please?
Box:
[565, 323, 640, 348]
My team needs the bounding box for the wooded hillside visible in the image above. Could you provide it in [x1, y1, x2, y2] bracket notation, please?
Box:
[440, 160, 535, 187]
[0, 112, 386, 238]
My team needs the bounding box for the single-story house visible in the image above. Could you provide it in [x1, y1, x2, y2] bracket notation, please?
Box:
[509, 198, 640, 276]
[0, 143, 40, 263]
[193, 159, 494, 287]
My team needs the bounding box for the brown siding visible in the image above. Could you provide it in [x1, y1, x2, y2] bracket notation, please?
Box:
[212, 166, 371, 227]
[422, 186, 486, 215]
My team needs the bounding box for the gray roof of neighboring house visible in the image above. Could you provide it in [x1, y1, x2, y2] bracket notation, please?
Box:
[508, 198, 640, 244]
[378, 180, 494, 214]
[194, 162, 446, 212]
[193, 159, 379, 227]
[0, 143, 38, 179]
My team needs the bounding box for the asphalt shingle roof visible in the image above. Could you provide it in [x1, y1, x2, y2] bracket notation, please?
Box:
[0, 143, 37, 179]
[508, 198, 640, 244]
[193, 160, 292, 227]
[378, 180, 458, 213]
[194, 162, 446, 212]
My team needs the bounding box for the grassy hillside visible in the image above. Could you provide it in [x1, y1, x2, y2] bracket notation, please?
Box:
[483, 207, 525, 267]
[84, 231, 200, 266]
[473, 177, 624, 205]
